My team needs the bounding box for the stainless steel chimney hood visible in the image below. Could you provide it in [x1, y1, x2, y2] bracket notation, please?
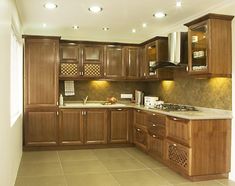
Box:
[155, 32, 188, 68]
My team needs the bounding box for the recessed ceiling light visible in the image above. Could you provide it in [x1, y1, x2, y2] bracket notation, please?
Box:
[88, 6, 103, 13]
[153, 12, 167, 18]
[103, 27, 109, 31]
[42, 23, 47, 28]
[176, 1, 182, 7]
[142, 23, 147, 28]
[132, 29, 136, 33]
[73, 25, 79, 30]
[43, 2, 58, 10]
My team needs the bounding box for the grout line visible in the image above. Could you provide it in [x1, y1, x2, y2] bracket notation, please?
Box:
[57, 151, 69, 186]
[214, 179, 227, 186]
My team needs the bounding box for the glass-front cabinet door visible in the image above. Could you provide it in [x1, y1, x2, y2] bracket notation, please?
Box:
[188, 21, 208, 73]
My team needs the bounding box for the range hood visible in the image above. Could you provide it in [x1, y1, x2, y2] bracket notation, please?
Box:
[155, 32, 188, 69]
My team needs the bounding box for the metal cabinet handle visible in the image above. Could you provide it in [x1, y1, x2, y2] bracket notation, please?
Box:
[117, 109, 123, 111]
[56, 111, 59, 116]
[104, 72, 106, 76]
[137, 110, 140, 112]
[137, 128, 141, 131]
[173, 144, 177, 147]
[152, 135, 156, 138]
[152, 113, 156, 116]
[152, 124, 156, 127]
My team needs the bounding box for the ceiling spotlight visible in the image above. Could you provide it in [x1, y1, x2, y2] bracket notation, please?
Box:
[103, 27, 109, 31]
[73, 25, 79, 30]
[142, 23, 147, 28]
[132, 29, 136, 33]
[153, 12, 167, 18]
[42, 23, 47, 28]
[176, 1, 182, 7]
[88, 6, 103, 13]
[43, 2, 58, 10]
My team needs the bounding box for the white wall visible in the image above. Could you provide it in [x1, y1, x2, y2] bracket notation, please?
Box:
[0, 0, 22, 186]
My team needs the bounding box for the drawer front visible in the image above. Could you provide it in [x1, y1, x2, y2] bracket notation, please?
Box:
[134, 110, 147, 127]
[147, 113, 166, 126]
[133, 125, 148, 150]
[166, 117, 191, 146]
[148, 124, 165, 137]
[148, 134, 165, 159]
[166, 139, 191, 175]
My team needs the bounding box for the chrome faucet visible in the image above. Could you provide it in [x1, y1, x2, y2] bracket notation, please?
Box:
[83, 96, 88, 105]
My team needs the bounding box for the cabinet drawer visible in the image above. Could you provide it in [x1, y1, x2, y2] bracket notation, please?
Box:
[148, 134, 164, 159]
[166, 116, 191, 146]
[134, 110, 147, 127]
[147, 113, 166, 126]
[148, 124, 165, 137]
[133, 125, 148, 151]
[166, 140, 191, 175]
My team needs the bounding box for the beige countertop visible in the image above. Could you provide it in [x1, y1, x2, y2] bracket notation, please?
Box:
[59, 101, 232, 120]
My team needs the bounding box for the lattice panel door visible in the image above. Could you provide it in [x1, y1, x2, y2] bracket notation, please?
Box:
[166, 140, 190, 173]
[83, 64, 101, 77]
[60, 63, 78, 76]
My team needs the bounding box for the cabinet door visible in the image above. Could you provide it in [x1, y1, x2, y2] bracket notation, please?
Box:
[133, 125, 148, 151]
[148, 134, 164, 159]
[105, 46, 125, 78]
[59, 43, 80, 78]
[125, 47, 139, 79]
[24, 109, 58, 146]
[134, 109, 147, 127]
[82, 45, 104, 78]
[109, 109, 129, 143]
[59, 109, 83, 145]
[139, 46, 147, 78]
[84, 109, 108, 144]
[25, 38, 59, 107]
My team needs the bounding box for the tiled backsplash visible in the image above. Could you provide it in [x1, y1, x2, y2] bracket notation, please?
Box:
[59, 81, 148, 102]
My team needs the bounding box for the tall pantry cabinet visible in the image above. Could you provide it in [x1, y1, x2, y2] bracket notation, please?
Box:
[24, 36, 60, 146]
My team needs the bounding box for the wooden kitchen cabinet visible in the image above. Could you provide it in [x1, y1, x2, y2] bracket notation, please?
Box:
[133, 124, 148, 151]
[59, 43, 80, 78]
[24, 108, 58, 146]
[165, 116, 231, 180]
[125, 47, 139, 79]
[81, 45, 104, 78]
[59, 109, 83, 145]
[109, 108, 129, 143]
[105, 45, 125, 78]
[84, 109, 108, 144]
[24, 36, 59, 147]
[185, 13, 234, 77]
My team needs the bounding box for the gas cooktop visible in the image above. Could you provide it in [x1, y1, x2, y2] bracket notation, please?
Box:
[154, 103, 198, 112]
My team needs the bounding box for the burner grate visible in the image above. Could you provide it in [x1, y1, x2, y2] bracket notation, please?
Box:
[155, 104, 198, 112]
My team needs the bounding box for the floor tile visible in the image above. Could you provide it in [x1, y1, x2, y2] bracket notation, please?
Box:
[111, 169, 171, 186]
[17, 162, 63, 177]
[62, 160, 108, 174]
[21, 151, 59, 163]
[152, 167, 190, 185]
[93, 148, 132, 160]
[100, 158, 147, 171]
[58, 149, 97, 162]
[175, 180, 224, 186]
[65, 173, 119, 186]
[15, 175, 67, 186]
[217, 179, 235, 186]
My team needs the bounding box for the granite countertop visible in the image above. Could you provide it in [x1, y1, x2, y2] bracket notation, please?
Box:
[59, 101, 232, 120]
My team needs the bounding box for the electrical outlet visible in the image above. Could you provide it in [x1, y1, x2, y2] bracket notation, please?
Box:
[121, 94, 133, 99]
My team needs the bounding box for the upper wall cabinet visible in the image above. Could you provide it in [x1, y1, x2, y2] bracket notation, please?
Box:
[185, 13, 234, 77]
[81, 45, 104, 78]
[60, 43, 80, 78]
[105, 45, 125, 79]
[125, 47, 140, 79]
[145, 38, 173, 80]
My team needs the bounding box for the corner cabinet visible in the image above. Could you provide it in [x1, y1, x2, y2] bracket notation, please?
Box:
[24, 37, 60, 147]
[185, 13, 234, 77]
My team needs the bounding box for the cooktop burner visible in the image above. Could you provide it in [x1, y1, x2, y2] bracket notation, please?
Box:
[154, 103, 198, 112]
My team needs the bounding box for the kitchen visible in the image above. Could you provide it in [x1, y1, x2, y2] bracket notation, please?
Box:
[0, 0, 235, 186]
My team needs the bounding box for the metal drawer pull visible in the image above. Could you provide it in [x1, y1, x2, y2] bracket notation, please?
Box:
[137, 110, 140, 112]
[152, 135, 156, 138]
[137, 128, 141, 131]
[173, 117, 178, 121]
[152, 113, 156, 116]
[173, 143, 177, 147]
[152, 124, 156, 127]
[117, 109, 122, 111]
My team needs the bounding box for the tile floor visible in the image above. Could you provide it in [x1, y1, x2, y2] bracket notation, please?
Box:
[15, 147, 235, 186]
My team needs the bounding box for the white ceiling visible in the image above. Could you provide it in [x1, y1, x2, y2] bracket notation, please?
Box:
[16, 0, 231, 43]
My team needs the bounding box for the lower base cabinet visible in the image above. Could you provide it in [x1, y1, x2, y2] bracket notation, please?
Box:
[133, 124, 148, 151]
[148, 134, 165, 160]
[24, 108, 58, 146]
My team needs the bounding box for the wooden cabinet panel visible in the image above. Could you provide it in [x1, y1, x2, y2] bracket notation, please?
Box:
[84, 109, 108, 144]
[134, 109, 147, 127]
[133, 125, 148, 151]
[60, 44, 79, 62]
[166, 117, 191, 146]
[25, 38, 59, 107]
[125, 47, 139, 79]
[148, 134, 165, 159]
[139, 46, 147, 78]
[59, 109, 83, 145]
[105, 46, 125, 78]
[24, 109, 58, 146]
[109, 109, 129, 143]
